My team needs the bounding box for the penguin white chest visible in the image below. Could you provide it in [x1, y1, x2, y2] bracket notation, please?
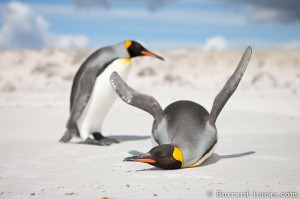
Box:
[77, 58, 131, 139]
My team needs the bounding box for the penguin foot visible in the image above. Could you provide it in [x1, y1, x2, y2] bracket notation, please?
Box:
[83, 138, 102, 145]
[98, 137, 120, 145]
[93, 132, 120, 144]
[83, 137, 119, 146]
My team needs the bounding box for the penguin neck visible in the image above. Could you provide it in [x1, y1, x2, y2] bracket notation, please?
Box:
[178, 145, 199, 167]
[108, 58, 132, 73]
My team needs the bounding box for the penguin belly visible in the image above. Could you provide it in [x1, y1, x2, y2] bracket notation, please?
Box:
[77, 58, 131, 140]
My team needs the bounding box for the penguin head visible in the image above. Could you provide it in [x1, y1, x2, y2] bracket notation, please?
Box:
[125, 40, 164, 61]
[124, 144, 183, 170]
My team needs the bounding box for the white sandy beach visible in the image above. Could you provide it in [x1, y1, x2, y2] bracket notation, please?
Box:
[0, 49, 299, 198]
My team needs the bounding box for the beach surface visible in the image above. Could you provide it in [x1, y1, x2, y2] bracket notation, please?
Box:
[0, 49, 299, 198]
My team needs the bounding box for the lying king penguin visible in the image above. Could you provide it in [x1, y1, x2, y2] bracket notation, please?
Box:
[110, 47, 252, 169]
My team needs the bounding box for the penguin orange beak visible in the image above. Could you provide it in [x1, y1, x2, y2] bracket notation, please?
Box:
[141, 50, 164, 61]
[123, 153, 157, 164]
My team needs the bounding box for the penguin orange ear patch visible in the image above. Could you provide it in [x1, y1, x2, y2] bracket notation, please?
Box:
[125, 40, 132, 49]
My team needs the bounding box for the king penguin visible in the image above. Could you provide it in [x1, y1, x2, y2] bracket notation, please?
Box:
[59, 40, 164, 145]
[110, 46, 252, 169]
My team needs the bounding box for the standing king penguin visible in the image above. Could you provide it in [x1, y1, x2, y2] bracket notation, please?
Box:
[59, 40, 163, 145]
[110, 47, 252, 169]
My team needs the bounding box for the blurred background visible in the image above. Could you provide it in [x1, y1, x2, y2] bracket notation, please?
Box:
[0, 0, 299, 92]
[0, 0, 299, 100]
[0, 0, 299, 50]
[0, 0, 299, 104]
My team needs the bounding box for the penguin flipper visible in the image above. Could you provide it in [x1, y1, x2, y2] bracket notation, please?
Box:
[110, 72, 164, 123]
[66, 66, 99, 129]
[209, 46, 252, 125]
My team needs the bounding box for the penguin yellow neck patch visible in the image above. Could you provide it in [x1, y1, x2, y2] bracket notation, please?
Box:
[125, 40, 132, 49]
[173, 147, 184, 167]
[121, 58, 131, 63]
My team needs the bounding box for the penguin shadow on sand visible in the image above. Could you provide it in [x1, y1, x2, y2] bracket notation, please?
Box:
[69, 135, 150, 144]
[200, 151, 255, 167]
[107, 135, 150, 142]
[127, 150, 255, 171]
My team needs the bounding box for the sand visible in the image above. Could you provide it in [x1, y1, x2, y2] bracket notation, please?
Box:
[0, 49, 299, 198]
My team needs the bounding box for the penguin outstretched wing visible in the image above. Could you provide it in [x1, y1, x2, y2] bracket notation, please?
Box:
[110, 72, 164, 123]
[209, 46, 252, 125]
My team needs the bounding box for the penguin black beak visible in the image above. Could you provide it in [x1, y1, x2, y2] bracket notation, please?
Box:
[123, 153, 157, 164]
[141, 50, 164, 61]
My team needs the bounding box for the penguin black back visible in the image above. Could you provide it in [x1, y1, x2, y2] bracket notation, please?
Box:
[163, 101, 209, 130]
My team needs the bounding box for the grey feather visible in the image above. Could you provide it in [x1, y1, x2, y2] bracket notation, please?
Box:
[110, 72, 164, 123]
[209, 46, 252, 125]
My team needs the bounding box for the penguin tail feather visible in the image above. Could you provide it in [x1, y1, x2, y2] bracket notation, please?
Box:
[59, 130, 73, 142]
